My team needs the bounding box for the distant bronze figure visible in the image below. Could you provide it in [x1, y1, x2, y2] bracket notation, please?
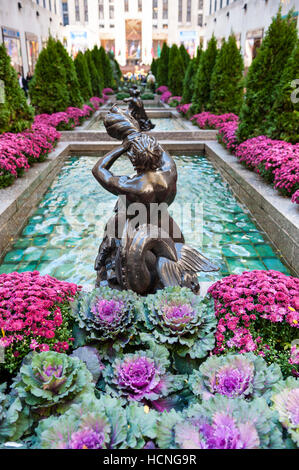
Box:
[92, 105, 219, 295]
[123, 85, 155, 132]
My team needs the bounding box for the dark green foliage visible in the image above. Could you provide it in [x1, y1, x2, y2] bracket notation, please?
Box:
[141, 92, 154, 100]
[157, 42, 169, 86]
[168, 45, 185, 96]
[208, 35, 244, 114]
[54, 41, 83, 108]
[74, 51, 92, 101]
[91, 46, 105, 93]
[116, 92, 130, 100]
[108, 51, 122, 87]
[0, 44, 34, 133]
[266, 39, 299, 144]
[191, 36, 217, 114]
[99, 46, 115, 89]
[182, 58, 197, 104]
[29, 37, 70, 114]
[179, 44, 190, 69]
[84, 50, 102, 97]
[151, 58, 158, 78]
[237, 9, 298, 142]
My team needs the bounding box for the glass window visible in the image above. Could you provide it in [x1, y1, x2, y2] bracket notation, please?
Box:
[49, 0, 51, 11]
[43, 0, 46, 7]
[178, 0, 183, 22]
[163, 0, 168, 19]
[138, 0, 142, 12]
[36, 0, 39, 5]
[153, 0, 158, 19]
[84, 0, 88, 21]
[187, 0, 192, 22]
[214, 0, 217, 13]
[109, 5, 114, 19]
[26, 34, 39, 75]
[198, 0, 203, 8]
[198, 13, 203, 26]
[75, 0, 80, 21]
[99, 0, 104, 19]
[209, 0, 212, 14]
[124, 0, 129, 12]
[62, 1, 69, 25]
[220, 0, 223, 7]
[2, 28, 23, 74]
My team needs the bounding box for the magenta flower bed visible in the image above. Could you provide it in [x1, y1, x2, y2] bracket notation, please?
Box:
[208, 270, 299, 376]
[0, 271, 80, 373]
[160, 91, 172, 103]
[177, 103, 192, 115]
[0, 97, 104, 189]
[156, 85, 169, 95]
[190, 111, 239, 130]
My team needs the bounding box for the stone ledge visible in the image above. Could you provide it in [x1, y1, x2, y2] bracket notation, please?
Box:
[205, 141, 299, 276]
[59, 130, 218, 142]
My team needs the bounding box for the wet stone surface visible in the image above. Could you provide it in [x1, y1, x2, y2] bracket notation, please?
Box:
[0, 155, 289, 286]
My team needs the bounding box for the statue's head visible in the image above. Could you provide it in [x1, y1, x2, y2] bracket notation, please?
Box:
[127, 134, 162, 172]
[104, 105, 140, 140]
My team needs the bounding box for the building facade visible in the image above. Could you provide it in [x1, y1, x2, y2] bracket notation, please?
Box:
[61, 0, 206, 66]
[204, 0, 299, 70]
[0, 0, 63, 76]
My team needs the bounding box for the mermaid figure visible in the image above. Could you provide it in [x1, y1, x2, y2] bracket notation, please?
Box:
[92, 105, 218, 295]
[123, 85, 155, 131]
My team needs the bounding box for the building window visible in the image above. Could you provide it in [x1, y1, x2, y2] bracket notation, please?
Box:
[49, 0, 51, 11]
[36, 0, 39, 5]
[220, 0, 223, 7]
[198, 13, 203, 26]
[209, 0, 212, 14]
[2, 27, 23, 74]
[99, 0, 104, 19]
[178, 0, 183, 22]
[214, 0, 217, 12]
[187, 0, 192, 22]
[163, 0, 168, 19]
[43, 0, 46, 7]
[109, 5, 114, 19]
[124, 0, 129, 12]
[138, 0, 142, 12]
[26, 33, 39, 75]
[198, 0, 203, 8]
[62, 0, 69, 25]
[54, 0, 57, 14]
[84, 0, 88, 21]
[153, 0, 158, 19]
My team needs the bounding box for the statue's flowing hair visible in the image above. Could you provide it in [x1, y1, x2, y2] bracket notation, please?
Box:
[127, 134, 162, 171]
[104, 105, 140, 140]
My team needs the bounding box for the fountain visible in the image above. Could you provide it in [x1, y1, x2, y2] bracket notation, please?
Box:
[92, 104, 219, 296]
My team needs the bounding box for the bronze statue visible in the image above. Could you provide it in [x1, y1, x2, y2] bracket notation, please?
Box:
[92, 105, 219, 295]
[123, 85, 155, 131]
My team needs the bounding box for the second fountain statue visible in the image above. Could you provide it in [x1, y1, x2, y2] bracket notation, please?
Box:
[92, 104, 219, 295]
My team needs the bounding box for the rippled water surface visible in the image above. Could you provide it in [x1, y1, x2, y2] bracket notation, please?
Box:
[0, 156, 289, 285]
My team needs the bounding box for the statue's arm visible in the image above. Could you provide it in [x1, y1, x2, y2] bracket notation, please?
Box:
[92, 146, 126, 186]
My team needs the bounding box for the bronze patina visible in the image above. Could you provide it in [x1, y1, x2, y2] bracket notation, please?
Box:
[123, 85, 155, 131]
[92, 105, 218, 295]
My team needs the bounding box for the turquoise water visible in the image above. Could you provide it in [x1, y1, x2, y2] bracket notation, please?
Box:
[0, 155, 289, 285]
[89, 117, 186, 131]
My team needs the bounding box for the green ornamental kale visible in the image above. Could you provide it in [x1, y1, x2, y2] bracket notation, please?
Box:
[0, 383, 32, 443]
[101, 341, 186, 406]
[156, 396, 284, 449]
[34, 394, 158, 449]
[271, 377, 299, 448]
[189, 352, 282, 402]
[142, 287, 216, 359]
[71, 287, 141, 355]
[13, 351, 93, 413]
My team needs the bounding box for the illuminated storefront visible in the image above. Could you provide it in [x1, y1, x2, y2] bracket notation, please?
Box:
[2, 27, 23, 74]
[25, 32, 39, 75]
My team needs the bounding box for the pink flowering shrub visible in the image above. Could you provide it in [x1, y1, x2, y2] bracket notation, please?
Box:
[0, 271, 80, 374]
[156, 85, 169, 95]
[291, 190, 299, 204]
[160, 91, 172, 104]
[208, 270, 299, 377]
[102, 88, 114, 95]
[177, 103, 192, 115]
[217, 121, 239, 152]
[90, 96, 105, 110]
[190, 112, 239, 130]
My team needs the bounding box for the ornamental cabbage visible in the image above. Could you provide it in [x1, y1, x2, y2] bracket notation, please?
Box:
[13, 351, 93, 414]
[156, 396, 283, 449]
[142, 287, 216, 359]
[34, 394, 158, 449]
[271, 377, 299, 447]
[189, 352, 282, 401]
[102, 341, 186, 406]
[0, 383, 32, 443]
[71, 287, 140, 357]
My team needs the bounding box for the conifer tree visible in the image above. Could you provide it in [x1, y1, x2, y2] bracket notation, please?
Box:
[267, 39, 299, 144]
[85, 50, 101, 96]
[74, 51, 92, 101]
[0, 44, 34, 133]
[209, 35, 244, 114]
[54, 40, 83, 108]
[157, 42, 169, 86]
[191, 35, 217, 114]
[91, 46, 104, 93]
[29, 37, 70, 114]
[168, 45, 185, 96]
[179, 44, 190, 69]
[99, 46, 114, 89]
[237, 9, 297, 142]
